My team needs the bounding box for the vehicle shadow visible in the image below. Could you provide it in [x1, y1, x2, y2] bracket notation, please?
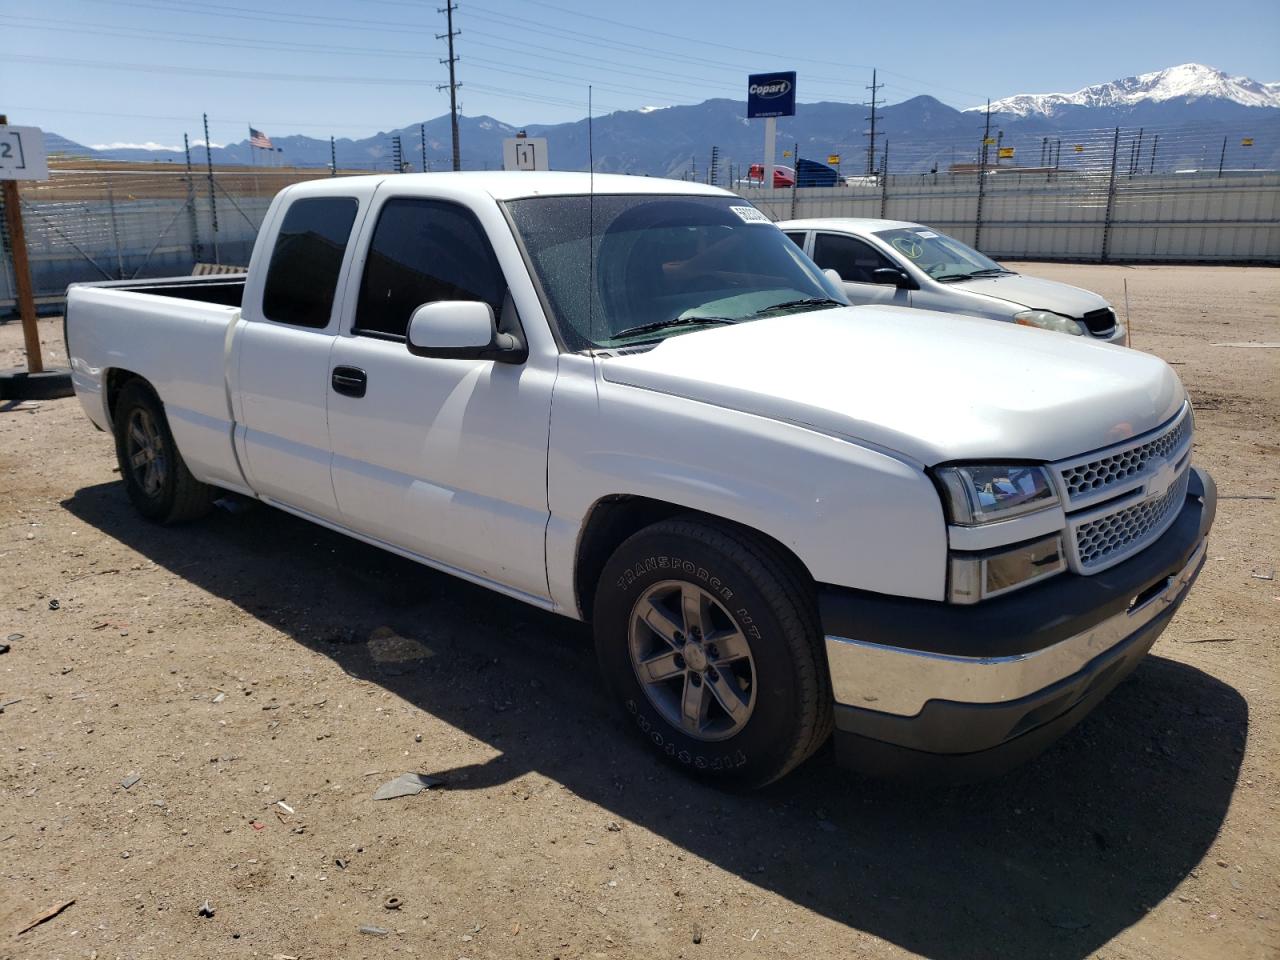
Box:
[63, 483, 1247, 960]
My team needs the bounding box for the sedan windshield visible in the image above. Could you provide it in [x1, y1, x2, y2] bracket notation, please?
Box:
[506, 194, 847, 351]
[872, 226, 1012, 282]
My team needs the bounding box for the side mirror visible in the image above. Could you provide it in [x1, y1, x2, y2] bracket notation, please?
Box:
[406, 301, 526, 364]
[872, 267, 914, 289]
[823, 268, 843, 285]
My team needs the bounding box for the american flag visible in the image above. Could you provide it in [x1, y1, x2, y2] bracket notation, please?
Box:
[249, 127, 273, 150]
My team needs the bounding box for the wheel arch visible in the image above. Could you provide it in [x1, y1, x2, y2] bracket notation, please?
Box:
[104, 368, 156, 430]
[573, 494, 816, 622]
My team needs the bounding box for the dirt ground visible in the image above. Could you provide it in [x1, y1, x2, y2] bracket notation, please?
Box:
[1, 263, 1277, 960]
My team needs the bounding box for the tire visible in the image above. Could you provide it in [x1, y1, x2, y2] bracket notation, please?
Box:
[112, 379, 213, 524]
[593, 517, 833, 788]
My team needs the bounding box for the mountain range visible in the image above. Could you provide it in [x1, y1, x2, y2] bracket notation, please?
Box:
[52, 62, 1279, 176]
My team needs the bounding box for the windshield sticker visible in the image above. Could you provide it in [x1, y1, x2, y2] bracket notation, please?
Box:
[892, 236, 924, 258]
[915, 230, 939, 239]
[729, 205, 771, 224]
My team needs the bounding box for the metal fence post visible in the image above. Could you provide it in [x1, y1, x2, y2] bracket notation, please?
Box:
[1101, 127, 1121, 263]
[105, 179, 125, 279]
[880, 140, 889, 219]
[974, 141, 988, 250]
[789, 142, 799, 219]
[203, 112, 220, 264]
[183, 133, 202, 262]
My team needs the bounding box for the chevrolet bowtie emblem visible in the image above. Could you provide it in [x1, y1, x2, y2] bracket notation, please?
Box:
[1145, 457, 1177, 501]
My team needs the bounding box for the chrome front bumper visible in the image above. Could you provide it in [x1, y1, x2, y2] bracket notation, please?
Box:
[825, 538, 1205, 717]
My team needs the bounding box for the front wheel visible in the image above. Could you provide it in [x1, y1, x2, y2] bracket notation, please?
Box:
[593, 518, 832, 788]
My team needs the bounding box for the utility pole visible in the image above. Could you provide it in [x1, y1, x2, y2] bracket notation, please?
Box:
[1149, 134, 1159, 175]
[437, 1, 462, 171]
[330, 136, 336, 176]
[707, 145, 719, 186]
[865, 68, 883, 177]
[420, 123, 428, 171]
[1217, 135, 1227, 177]
[391, 134, 404, 173]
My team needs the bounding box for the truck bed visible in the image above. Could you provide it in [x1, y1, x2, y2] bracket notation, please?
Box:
[70, 273, 246, 308]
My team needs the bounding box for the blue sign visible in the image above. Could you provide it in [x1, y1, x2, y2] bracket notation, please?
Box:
[747, 72, 796, 119]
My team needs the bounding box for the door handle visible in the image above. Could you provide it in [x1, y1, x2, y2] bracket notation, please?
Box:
[331, 366, 367, 398]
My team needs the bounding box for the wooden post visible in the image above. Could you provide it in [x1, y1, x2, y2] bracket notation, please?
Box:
[0, 114, 42, 374]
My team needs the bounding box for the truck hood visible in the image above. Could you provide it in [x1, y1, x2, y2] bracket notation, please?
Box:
[599, 306, 1183, 466]
[953, 273, 1111, 317]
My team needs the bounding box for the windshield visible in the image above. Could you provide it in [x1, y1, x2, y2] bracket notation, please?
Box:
[872, 226, 1011, 281]
[506, 194, 846, 350]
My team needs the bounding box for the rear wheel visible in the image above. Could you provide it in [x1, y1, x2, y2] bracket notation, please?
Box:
[593, 517, 832, 788]
[113, 379, 213, 523]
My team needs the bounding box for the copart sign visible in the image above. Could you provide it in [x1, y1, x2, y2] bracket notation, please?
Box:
[747, 72, 796, 119]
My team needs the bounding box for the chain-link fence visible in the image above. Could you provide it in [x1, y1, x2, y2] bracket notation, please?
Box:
[3, 125, 1278, 312]
[0, 160, 356, 310]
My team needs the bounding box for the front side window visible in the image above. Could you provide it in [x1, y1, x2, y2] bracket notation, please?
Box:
[812, 233, 895, 283]
[356, 198, 507, 338]
[506, 195, 846, 351]
[872, 226, 1011, 282]
[262, 196, 358, 328]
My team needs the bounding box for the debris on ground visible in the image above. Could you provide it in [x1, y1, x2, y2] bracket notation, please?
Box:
[198, 900, 215, 918]
[692, 923, 703, 944]
[0, 643, 9, 655]
[358, 925, 390, 936]
[372, 773, 443, 800]
[212, 692, 226, 703]
[384, 896, 403, 910]
[15, 898, 76, 936]
[1250, 568, 1275, 581]
[367, 626, 435, 663]
[120, 772, 141, 790]
[0, 698, 22, 712]
[276, 800, 295, 814]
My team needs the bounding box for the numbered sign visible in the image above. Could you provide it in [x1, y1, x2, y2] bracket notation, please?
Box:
[502, 136, 549, 171]
[0, 125, 49, 181]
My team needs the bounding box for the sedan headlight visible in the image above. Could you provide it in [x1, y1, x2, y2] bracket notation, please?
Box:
[1013, 309, 1085, 336]
[935, 464, 1059, 525]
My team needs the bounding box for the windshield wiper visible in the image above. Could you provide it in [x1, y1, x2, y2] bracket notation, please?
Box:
[933, 273, 973, 283]
[751, 297, 846, 316]
[965, 268, 1015, 277]
[610, 315, 737, 342]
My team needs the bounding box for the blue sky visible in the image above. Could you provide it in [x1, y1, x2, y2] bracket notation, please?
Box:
[2, 0, 1277, 149]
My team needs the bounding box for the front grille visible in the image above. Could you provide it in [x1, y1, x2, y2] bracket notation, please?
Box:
[1082, 308, 1117, 335]
[1074, 468, 1189, 569]
[1059, 410, 1192, 504]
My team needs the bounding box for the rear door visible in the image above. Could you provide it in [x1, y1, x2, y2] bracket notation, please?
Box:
[811, 231, 909, 307]
[325, 193, 554, 601]
[234, 192, 362, 521]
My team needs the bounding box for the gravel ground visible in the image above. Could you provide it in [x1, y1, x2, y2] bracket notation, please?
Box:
[1, 263, 1277, 960]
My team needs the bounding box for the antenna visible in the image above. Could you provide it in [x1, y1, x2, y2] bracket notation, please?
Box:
[588, 85, 596, 341]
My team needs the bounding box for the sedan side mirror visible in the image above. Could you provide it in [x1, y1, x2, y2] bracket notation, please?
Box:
[406, 301, 527, 364]
[823, 268, 843, 285]
[872, 267, 915, 289]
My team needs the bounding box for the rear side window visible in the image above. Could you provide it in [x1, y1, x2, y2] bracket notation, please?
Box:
[784, 232, 807, 250]
[355, 198, 506, 338]
[812, 233, 895, 284]
[262, 197, 359, 328]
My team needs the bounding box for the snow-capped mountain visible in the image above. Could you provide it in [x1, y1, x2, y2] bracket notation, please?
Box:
[967, 63, 1280, 118]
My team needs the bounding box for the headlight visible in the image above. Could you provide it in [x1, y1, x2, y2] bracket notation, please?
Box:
[1013, 309, 1085, 336]
[936, 464, 1059, 525]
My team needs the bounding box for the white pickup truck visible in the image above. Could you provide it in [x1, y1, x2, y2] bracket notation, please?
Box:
[66, 172, 1215, 786]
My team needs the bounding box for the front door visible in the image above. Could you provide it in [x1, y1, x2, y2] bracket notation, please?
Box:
[325, 195, 554, 601]
[811, 232, 910, 308]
